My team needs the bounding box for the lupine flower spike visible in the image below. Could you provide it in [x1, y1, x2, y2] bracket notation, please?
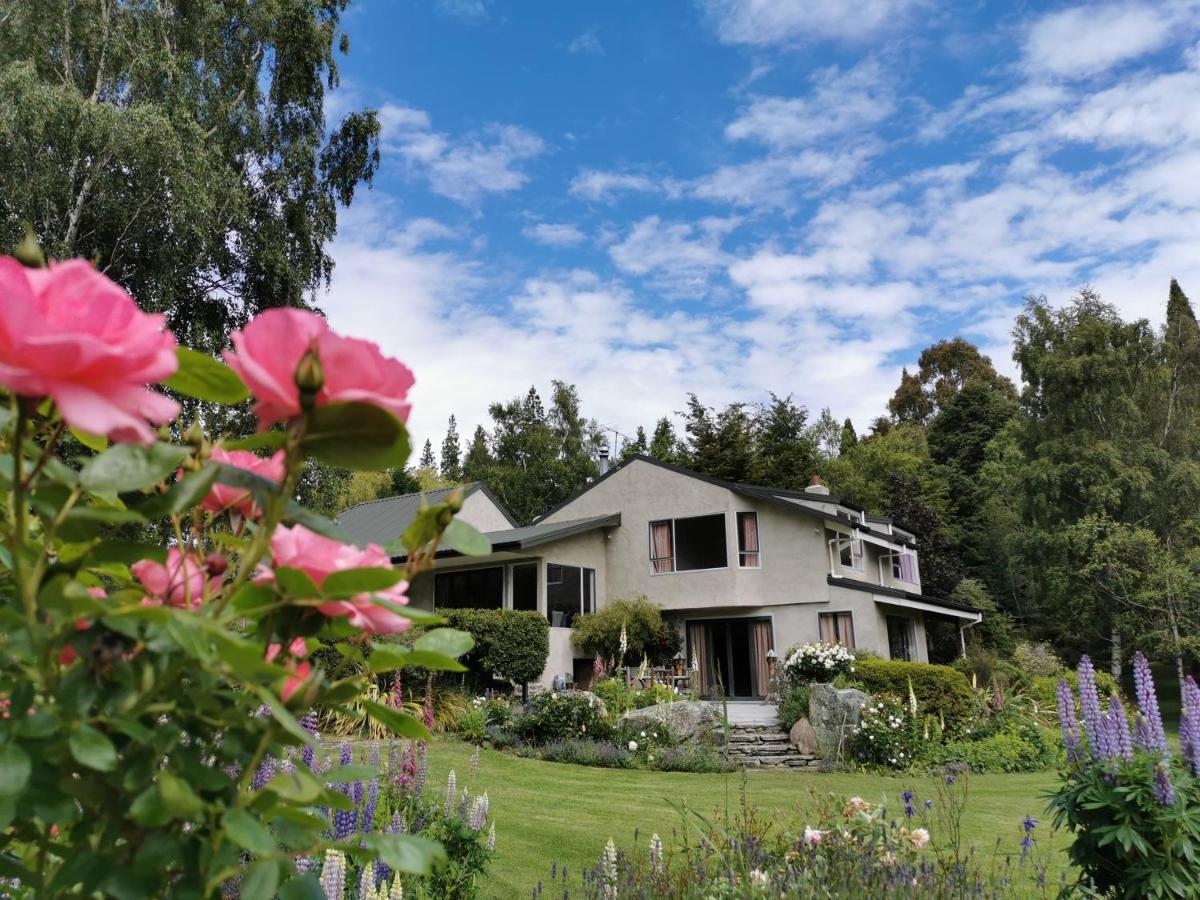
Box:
[1056, 677, 1081, 762]
[1180, 676, 1200, 776]
[1132, 652, 1168, 753]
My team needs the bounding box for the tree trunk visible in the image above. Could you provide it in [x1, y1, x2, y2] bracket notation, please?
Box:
[1110, 628, 1122, 681]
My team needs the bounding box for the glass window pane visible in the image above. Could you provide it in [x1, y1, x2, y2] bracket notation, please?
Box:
[547, 564, 582, 627]
[434, 567, 503, 610]
[512, 563, 538, 612]
[583, 568, 594, 614]
[674, 514, 727, 570]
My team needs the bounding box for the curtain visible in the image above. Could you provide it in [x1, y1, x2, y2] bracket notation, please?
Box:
[687, 622, 710, 698]
[650, 522, 674, 573]
[838, 612, 856, 649]
[851, 539, 864, 569]
[751, 620, 773, 698]
[739, 513, 760, 567]
[819, 613, 836, 642]
[899, 553, 915, 582]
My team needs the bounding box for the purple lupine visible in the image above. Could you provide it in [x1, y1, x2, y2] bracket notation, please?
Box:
[1077, 656, 1104, 758]
[1154, 761, 1176, 806]
[1020, 816, 1037, 855]
[1056, 678, 1082, 763]
[469, 792, 489, 831]
[1181, 676, 1200, 775]
[902, 790, 915, 818]
[300, 710, 319, 771]
[319, 849, 346, 900]
[413, 741, 429, 796]
[362, 777, 379, 835]
[251, 754, 277, 791]
[469, 745, 481, 774]
[444, 769, 457, 818]
[1107, 695, 1133, 763]
[1132, 652, 1168, 754]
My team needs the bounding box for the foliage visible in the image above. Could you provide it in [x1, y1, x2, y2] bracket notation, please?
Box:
[592, 679, 677, 717]
[572, 595, 669, 667]
[852, 658, 979, 736]
[776, 684, 810, 731]
[850, 694, 929, 769]
[443, 608, 550, 689]
[953, 579, 1016, 655]
[936, 727, 1056, 774]
[514, 691, 614, 744]
[0, 251, 490, 894]
[0, 1, 380, 347]
[1049, 653, 1200, 897]
[457, 708, 488, 746]
[782, 642, 856, 684]
[521, 738, 732, 774]
[1030, 670, 1119, 725]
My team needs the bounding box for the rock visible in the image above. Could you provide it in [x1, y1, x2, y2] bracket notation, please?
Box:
[789, 717, 819, 755]
[621, 700, 721, 741]
[808, 683, 869, 760]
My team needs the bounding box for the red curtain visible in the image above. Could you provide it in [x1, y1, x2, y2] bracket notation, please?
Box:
[650, 521, 674, 573]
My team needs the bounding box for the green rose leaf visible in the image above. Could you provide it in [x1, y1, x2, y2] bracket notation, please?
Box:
[0, 745, 31, 796]
[157, 771, 205, 820]
[404, 649, 469, 672]
[139, 464, 220, 518]
[361, 833, 447, 876]
[278, 873, 324, 900]
[273, 567, 321, 598]
[164, 347, 250, 404]
[239, 860, 281, 900]
[441, 518, 492, 556]
[69, 725, 118, 772]
[361, 701, 430, 741]
[322, 567, 405, 596]
[69, 427, 107, 452]
[212, 463, 280, 513]
[284, 501, 352, 541]
[301, 401, 411, 471]
[222, 430, 288, 452]
[366, 644, 409, 673]
[223, 808, 277, 855]
[414, 627, 474, 659]
[80, 443, 192, 494]
[264, 768, 323, 805]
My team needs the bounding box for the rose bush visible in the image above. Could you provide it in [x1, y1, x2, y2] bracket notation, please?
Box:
[782, 641, 855, 684]
[0, 249, 487, 897]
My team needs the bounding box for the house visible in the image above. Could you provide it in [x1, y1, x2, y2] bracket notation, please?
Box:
[337, 457, 982, 696]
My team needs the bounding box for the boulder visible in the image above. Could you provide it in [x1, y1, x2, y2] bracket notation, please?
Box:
[808, 683, 869, 759]
[621, 701, 720, 741]
[788, 717, 819, 755]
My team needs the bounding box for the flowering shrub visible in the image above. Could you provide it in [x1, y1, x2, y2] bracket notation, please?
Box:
[849, 694, 927, 769]
[782, 641, 855, 684]
[0, 251, 487, 895]
[515, 691, 614, 743]
[1048, 652, 1200, 897]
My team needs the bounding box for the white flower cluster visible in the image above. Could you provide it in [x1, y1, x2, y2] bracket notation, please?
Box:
[782, 641, 855, 682]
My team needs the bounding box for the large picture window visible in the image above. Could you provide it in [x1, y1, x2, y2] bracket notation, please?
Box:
[546, 564, 595, 627]
[434, 567, 503, 610]
[818, 611, 856, 648]
[648, 514, 727, 573]
[511, 562, 538, 611]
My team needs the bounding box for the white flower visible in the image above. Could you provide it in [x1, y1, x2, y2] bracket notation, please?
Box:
[748, 869, 768, 886]
[803, 826, 825, 846]
[640, 731, 646, 738]
[909, 828, 930, 849]
[628, 740, 638, 751]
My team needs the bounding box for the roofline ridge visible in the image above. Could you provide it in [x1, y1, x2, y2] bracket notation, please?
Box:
[337, 481, 480, 516]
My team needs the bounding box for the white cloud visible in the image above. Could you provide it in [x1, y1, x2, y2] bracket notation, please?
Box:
[568, 169, 679, 202]
[436, 0, 489, 22]
[379, 103, 544, 206]
[1023, 3, 1178, 79]
[692, 146, 878, 207]
[725, 61, 896, 147]
[1048, 65, 1200, 148]
[698, 0, 926, 45]
[524, 222, 587, 246]
[568, 29, 605, 55]
[609, 216, 737, 296]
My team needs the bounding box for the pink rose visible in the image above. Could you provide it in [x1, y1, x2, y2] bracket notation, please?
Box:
[259, 523, 410, 634]
[131, 548, 221, 609]
[197, 447, 286, 517]
[0, 257, 179, 444]
[224, 308, 413, 429]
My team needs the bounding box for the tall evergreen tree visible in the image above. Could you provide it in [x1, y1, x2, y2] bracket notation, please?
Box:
[749, 393, 816, 489]
[440, 415, 462, 481]
[649, 418, 679, 463]
[839, 418, 858, 454]
[418, 439, 435, 470]
[618, 426, 649, 464]
[682, 396, 753, 483]
[462, 425, 492, 482]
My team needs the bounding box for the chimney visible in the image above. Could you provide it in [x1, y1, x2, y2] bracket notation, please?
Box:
[805, 474, 830, 496]
[598, 446, 610, 476]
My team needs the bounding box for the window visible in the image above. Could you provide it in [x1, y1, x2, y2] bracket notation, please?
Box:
[737, 512, 760, 568]
[511, 562, 538, 611]
[827, 529, 863, 572]
[819, 612, 856, 648]
[434, 567, 503, 610]
[546, 564, 595, 627]
[891, 552, 916, 584]
[649, 514, 727, 573]
[887, 616, 915, 661]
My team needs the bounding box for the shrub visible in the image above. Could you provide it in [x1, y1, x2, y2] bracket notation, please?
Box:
[1012, 640, 1064, 678]
[514, 691, 613, 743]
[592, 677, 636, 716]
[444, 608, 550, 689]
[1030, 669, 1119, 724]
[951, 578, 1015, 655]
[1049, 653, 1200, 897]
[777, 684, 810, 730]
[782, 641, 855, 684]
[935, 722, 1057, 773]
[572, 595, 671, 665]
[457, 707, 488, 744]
[849, 694, 930, 768]
[853, 657, 978, 735]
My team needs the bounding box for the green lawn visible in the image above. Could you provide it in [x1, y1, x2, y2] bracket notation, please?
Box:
[425, 739, 1069, 899]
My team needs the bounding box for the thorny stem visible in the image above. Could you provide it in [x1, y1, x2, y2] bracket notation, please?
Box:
[19, 420, 66, 492]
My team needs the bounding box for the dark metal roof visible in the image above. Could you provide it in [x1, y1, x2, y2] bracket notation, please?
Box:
[336, 482, 517, 547]
[393, 514, 622, 561]
[826, 575, 981, 615]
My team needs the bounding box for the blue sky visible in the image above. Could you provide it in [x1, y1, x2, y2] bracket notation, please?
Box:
[321, 0, 1200, 452]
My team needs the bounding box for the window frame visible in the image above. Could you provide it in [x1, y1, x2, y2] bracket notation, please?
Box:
[648, 513, 729, 575]
[736, 511, 761, 568]
[818, 611, 856, 648]
[545, 562, 596, 627]
[827, 529, 864, 574]
[433, 565, 505, 611]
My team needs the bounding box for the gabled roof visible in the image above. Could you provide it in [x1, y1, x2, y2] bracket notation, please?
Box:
[395, 514, 621, 561]
[337, 482, 517, 547]
[537, 454, 916, 549]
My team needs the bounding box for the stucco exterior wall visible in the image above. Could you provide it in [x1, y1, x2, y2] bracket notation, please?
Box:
[459, 490, 515, 533]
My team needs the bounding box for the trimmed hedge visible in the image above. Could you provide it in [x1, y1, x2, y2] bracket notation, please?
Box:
[443, 608, 550, 688]
[852, 657, 979, 735]
[1031, 670, 1120, 723]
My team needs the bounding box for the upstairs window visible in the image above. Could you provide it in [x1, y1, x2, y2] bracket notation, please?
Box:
[891, 552, 916, 584]
[649, 514, 727, 573]
[737, 512, 760, 567]
[827, 529, 863, 573]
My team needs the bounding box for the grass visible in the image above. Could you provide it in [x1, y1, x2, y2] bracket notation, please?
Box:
[425, 738, 1069, 899]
